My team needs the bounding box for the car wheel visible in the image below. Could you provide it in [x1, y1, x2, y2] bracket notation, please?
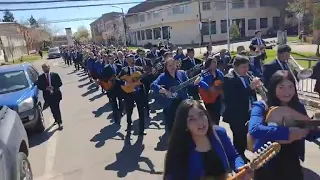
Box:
[33, 105, 45, 133]
[17, 152, 33, 180]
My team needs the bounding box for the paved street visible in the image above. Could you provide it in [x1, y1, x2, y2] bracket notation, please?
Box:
[28, 58, 320, 180]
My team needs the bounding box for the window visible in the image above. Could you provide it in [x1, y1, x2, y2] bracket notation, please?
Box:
[139, 14, 145, 22]
[137, 31, 141, 41]
[248, 19, 257, 30]
[260, 0, 269, 7]
[273, 17, 280, 29]
[153, 11, 161, 19]
[153, 27, 161, 39]
[172, 5, 187, 14]
[216, 1, 226, 10]
[232, 0, 244, 9]
[202, 2, 211, 11]
[27, 68, 38, 83]
[147, 12, 152, 20]
[140, 30, 145, 40]
[221, 20, 227, 33]
[146, 29, 152, 40]
[248, 0, 256, 8]
[0, 71, 29, 94]
[162, 26, 170, 39]
[201, 21, 216, 35]
[260, 18, 268, 28]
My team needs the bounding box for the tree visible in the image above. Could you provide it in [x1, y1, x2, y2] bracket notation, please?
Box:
[37, 18, 60, 36]
[74, 26, 90, 43]
[230, 23, 241, 40]
[2, 9, 15, 22]
[267, 0, 290, 31]
[29, 15, 39, 28]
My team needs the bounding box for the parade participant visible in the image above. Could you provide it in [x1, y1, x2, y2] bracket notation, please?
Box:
[263, 45, 295, 88]
[152, 58, 190, 133]
[100, 53, 123, 124]
[37, 63, 63, 129]
[164, 99, 251, 180]
[116, 51, 128, 67]
[217, 49, 231, 74]
[135, 49, 154, 113]
[87, 52, 96, 83]
[173, 47, 186, 61]
[94, 54, 105, 91]
[248, 44, 264, 78]
[223, 56, 259, 162]
[146, 45, 159, 60]
[249, 70, 320, 180]
[75, 48, 83, 71]
[251, 30, 267, 60]
[195, 56, 224, 125]
[118, 54, 146, 136]
[181, 48, 202, 100]
[203, 45, 213, 61]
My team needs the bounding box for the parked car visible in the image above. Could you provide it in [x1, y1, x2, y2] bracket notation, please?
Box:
[48, 47, 61, 59]
[0, 105, 33, 180]
[0, 63, 45, 133]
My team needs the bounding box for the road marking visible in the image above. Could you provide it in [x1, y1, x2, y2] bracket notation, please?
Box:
[34, 116, 64, 180]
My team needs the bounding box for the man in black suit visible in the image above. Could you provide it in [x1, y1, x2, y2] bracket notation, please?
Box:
[181, 48, 202, 100]
[100, 53, 123, 124]
[116, 51, 128, 67]
[263, 45, 294, 88]
[146, 45, 159, 60]
[118, 54, 146, 136]
[251, 30, 266, 48]
[37, 63, 63, 129]
[223, 56, 259, 162]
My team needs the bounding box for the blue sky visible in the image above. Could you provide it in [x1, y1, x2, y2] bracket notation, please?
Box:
[1, 0, 138, 35]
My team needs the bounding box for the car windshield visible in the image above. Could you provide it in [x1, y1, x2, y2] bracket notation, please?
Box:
[0, 70, 29, 94]
[48, 48, 59, 53]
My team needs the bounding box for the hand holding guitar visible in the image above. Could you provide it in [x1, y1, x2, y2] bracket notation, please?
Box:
[159, 88, 173, 98]
[236, 165, 253, 180]
[288, 127, 309, 143]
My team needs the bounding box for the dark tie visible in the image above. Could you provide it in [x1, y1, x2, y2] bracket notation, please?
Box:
[281, 62, 288, 70]
[244, 77, 255, 107]
[46, 73, 50, 86]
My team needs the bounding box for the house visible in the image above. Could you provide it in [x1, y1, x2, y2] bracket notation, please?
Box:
[0, 22, 28, 63]
[90, 12, 124, 44]
[126, 0, 280, 46]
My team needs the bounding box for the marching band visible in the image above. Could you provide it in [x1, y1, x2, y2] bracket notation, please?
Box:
[58, 33, 320, 180]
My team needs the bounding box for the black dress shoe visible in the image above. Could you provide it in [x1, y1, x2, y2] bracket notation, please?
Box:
[58, 123, 63, 130]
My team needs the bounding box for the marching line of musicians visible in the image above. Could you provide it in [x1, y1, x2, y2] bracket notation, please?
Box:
[59, 36, 320, 179]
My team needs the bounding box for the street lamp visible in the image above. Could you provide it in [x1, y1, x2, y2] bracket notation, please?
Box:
[111, 5, 127, 46]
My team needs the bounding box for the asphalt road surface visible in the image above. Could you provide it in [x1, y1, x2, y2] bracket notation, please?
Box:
[29, 58, 320, 180]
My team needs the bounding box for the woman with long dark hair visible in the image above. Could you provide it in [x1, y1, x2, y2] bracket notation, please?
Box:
[152, 58, 190, 133]
[164, 99, 252, 180]
[196, 56, 224, 125]
[249, 70, 320, 180]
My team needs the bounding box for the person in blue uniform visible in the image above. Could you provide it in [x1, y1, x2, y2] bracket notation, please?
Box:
[249, 70, 320, 180]
[173, 47, 186, 61]
[151, 58, 190, 133]
[195, 56, 224, 125]
[164, 99, 252, 180]
[87, 52, 96, 83]
[100, 53, 123, 124]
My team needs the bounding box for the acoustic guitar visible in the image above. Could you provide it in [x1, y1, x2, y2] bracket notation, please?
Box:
[120, 71, 146, 93]
[227, 142, 281, 180]
[200, 142, 280, 180]
[99, 75, 116, 91]
[199, 79, 223, 104]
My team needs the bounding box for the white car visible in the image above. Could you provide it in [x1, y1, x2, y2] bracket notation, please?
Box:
[0, 106, 33, 180]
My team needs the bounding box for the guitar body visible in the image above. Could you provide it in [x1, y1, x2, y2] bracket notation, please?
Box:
[199, 80, 223, 104]
[120, 71, 143, 93]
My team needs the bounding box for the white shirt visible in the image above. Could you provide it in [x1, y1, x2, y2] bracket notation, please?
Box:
[257, 38, 263, 46]
[276, 59, 286, 70]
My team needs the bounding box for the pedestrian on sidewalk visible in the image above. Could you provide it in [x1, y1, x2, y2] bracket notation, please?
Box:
[38, 49, 43, 59]
[36, 63, 64, 130]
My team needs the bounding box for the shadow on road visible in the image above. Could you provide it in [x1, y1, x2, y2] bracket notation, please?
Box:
[78, 76, 89, 82]
[81, 87, 98, 97]
[92, 103, 112, 117]
[304, 167, 320, 179]
[89, 92, 105, 102]
[28, 124, 60, 148]
[154, 132, 168, 151]
[78, 81, 91, 88]
[90, 124, 125, 148]
[105, 135, 162, 177]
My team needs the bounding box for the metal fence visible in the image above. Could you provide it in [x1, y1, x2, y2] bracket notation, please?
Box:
[293, 57, 319, 94]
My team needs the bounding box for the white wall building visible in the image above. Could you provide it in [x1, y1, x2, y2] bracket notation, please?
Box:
[126, 0, 280, 46]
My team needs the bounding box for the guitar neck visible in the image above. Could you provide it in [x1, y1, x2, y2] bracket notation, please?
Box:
[172, 73, 200, 92]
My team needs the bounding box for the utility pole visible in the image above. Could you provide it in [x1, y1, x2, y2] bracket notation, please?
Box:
[111, 5, 127, 46]
[226, 0, 230, 51]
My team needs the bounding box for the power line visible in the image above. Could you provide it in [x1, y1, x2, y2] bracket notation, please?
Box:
[0, 1, 144, 11]
[0, 0, 113, 5]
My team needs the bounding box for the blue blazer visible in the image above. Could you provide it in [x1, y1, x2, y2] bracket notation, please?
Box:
[151, 70, 190, 107]
[167, 126, 245, 179]
[199, 69, 224, 90]
[174, 53, 186, 61]
[249, 101, 320, 161]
